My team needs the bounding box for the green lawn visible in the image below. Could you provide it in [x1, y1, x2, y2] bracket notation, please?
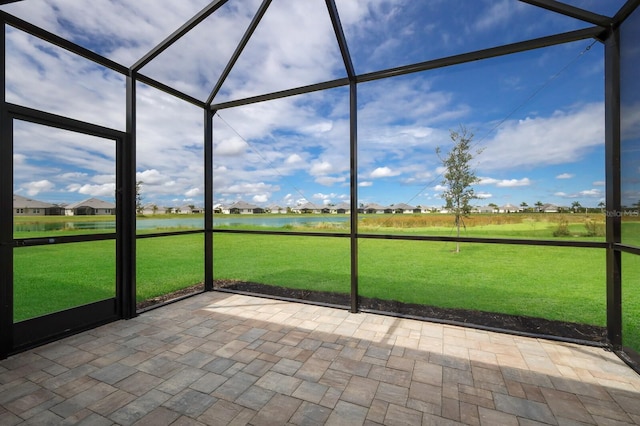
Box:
[212, 234, 607, 325]
[10, 214, 640, 353]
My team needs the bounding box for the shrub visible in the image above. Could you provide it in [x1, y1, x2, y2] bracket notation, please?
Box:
[584, 218, 605, 237]
[553, 217, 571, 237]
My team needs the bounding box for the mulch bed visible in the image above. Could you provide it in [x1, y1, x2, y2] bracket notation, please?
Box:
[137, 280, 607, 344]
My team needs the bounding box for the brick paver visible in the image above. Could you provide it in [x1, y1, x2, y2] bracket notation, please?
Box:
[0, 291, 639, 425]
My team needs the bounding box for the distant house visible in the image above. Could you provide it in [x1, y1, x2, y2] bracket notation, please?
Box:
[177, 205, 203, 214]
[13, 194, 63, 216]
[330, 202, 351, 214]
[292, 202, 322, 214]
[142, 203, 164, 215]
[499, 203, 519, 213]
[476, 205, 495, 214]
[540, 203, 559, 213]
[361, 203, 387, 214]
[393, 203, 419, 214]
[224, 201, 263, 214]
[65, 198, 116, 216]
[266, 204, 286, 214]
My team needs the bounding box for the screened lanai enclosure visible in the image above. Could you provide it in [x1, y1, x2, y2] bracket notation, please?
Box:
[0, 0, 639, 372]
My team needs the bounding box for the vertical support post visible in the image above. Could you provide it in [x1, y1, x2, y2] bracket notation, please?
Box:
[119, 73, 137, 319]
[204, 109, 214, 291]
[605, 26, 622, 348]
[349, 81, 358, 313]
[0, 22, 13, 357]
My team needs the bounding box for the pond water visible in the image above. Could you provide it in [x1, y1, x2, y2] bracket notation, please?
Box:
[14, 215, 349, 233]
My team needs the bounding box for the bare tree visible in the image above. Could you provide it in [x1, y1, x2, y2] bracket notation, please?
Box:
[436, 126, 482, 253]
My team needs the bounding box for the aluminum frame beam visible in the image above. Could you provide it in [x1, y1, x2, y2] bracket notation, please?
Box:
[613, 0, 640, 27]
[604, 26, 622, 348]
[325, 0, 355, 80]
[204, 109, 214, 291]
[212, 27, 602, 111]
[132, 0, 230, 72]
[0, 11, 128, 75]
[0, 22, 11, 358]
[520, 0, 612, 27]
[349, 81, 358, 313]
[207, 0, 272, 106]
[136, 72, 206, 109]
[358, 27, 604, 83]
[211, 78, 350, 110]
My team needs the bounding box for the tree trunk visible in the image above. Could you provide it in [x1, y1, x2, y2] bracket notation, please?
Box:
[455, 213, 460, 253]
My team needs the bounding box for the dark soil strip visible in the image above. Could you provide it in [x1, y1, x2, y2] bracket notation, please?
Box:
[215, 280, 607, 344]
[136, 280, 607, 344]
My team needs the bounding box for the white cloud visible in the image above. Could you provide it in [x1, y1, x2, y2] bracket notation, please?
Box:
[473, 0, 526, 32]
[68, 183, 116, 197]
[315, 176, 347, 186]
[312, 192, 346, 204]
[556, 173, 574, 179]
[253, 194, 269, 203]
[476, 192, 493, 199]
[215, 138, 248, 156]
[579, 189, 603, 197]
[302, 122, 333, 134]
[554, 189, 603, 199]
[184, 188, 201, 198]
[480, 103, 604, 171]
[23, 180, 55, 196]
[359, 181, 373, 187]
[285, 154, 303, 164]
[370, 167, 400, 178]
[479, 177, 498, 185]
[496, 178, 531, 187]
[59, 172, 88, 180]
[225, 182, 277, 196]
[91, 174, 117, 185]
[593, 181, 605, 186]
[137, 169, 169, 185]
[310, 161, 335, 176]
[313, 192, 334, 201]
[479, 177, 531, 187]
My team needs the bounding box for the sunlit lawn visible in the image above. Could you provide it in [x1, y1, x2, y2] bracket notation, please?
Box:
[11, 213, 640, 352]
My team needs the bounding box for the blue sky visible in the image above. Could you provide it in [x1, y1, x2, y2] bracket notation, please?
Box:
[3, 0, 630, 209]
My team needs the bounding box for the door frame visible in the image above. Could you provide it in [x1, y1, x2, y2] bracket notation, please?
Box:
[2, 103, 130, 355]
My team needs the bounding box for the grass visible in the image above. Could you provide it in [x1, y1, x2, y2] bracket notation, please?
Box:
[14, 240, 117, 320]
[212, 234, 607, 325]
[10, 213, 640, 353]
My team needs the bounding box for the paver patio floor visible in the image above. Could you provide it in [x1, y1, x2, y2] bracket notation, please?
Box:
[0, 291, 639, 425]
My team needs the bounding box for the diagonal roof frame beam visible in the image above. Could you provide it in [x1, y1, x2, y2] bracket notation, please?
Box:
[325, 0, 355, 80]
[137, 72, 206, 109]
[1, 10, 203, 109]
[206, 0, 272, 107]
[0, 10, 128, 75]
[612, 0, 640, 28]
[132, 0, 230, 72]
[519, 0, 612, 27]
[212, 26, 602, 110]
